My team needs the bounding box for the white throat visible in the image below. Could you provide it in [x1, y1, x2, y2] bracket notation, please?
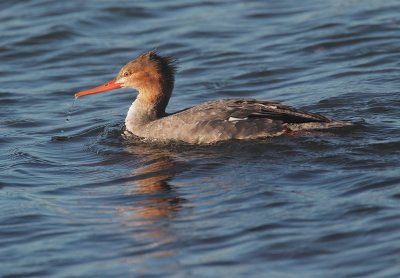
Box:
[125, 99, 138, 125]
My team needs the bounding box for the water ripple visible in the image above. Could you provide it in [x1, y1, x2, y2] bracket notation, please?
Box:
[1, 0, 400, 277]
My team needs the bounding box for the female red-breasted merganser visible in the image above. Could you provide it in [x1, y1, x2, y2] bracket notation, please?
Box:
[75, 51, 350, 144]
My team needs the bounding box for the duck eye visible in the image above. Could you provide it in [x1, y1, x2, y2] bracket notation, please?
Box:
[123, 72, 129, 77]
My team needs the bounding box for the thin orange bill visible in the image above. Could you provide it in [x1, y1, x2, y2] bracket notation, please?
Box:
[75, 78, 122, 97]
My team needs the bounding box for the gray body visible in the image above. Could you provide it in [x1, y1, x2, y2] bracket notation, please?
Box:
[124, 98, 350, 144]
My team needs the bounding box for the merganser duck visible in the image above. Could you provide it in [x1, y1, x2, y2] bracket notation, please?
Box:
[75, 51, 350, 144]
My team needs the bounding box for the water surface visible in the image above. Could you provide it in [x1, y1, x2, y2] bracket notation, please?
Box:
[1, 0, 400, 277]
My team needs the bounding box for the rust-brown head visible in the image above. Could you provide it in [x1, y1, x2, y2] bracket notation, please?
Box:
[75, 51, 177, 106]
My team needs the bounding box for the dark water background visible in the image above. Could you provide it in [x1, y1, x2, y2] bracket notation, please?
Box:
[1, 0, 400, 277]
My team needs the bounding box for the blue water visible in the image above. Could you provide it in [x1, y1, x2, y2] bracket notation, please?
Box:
[1, 0, 400, 277]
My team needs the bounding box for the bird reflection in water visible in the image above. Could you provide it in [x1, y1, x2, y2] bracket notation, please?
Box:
[117, 143, 186, 218]
[123, 156, 184, 219]
[115, 143, 187, 263]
